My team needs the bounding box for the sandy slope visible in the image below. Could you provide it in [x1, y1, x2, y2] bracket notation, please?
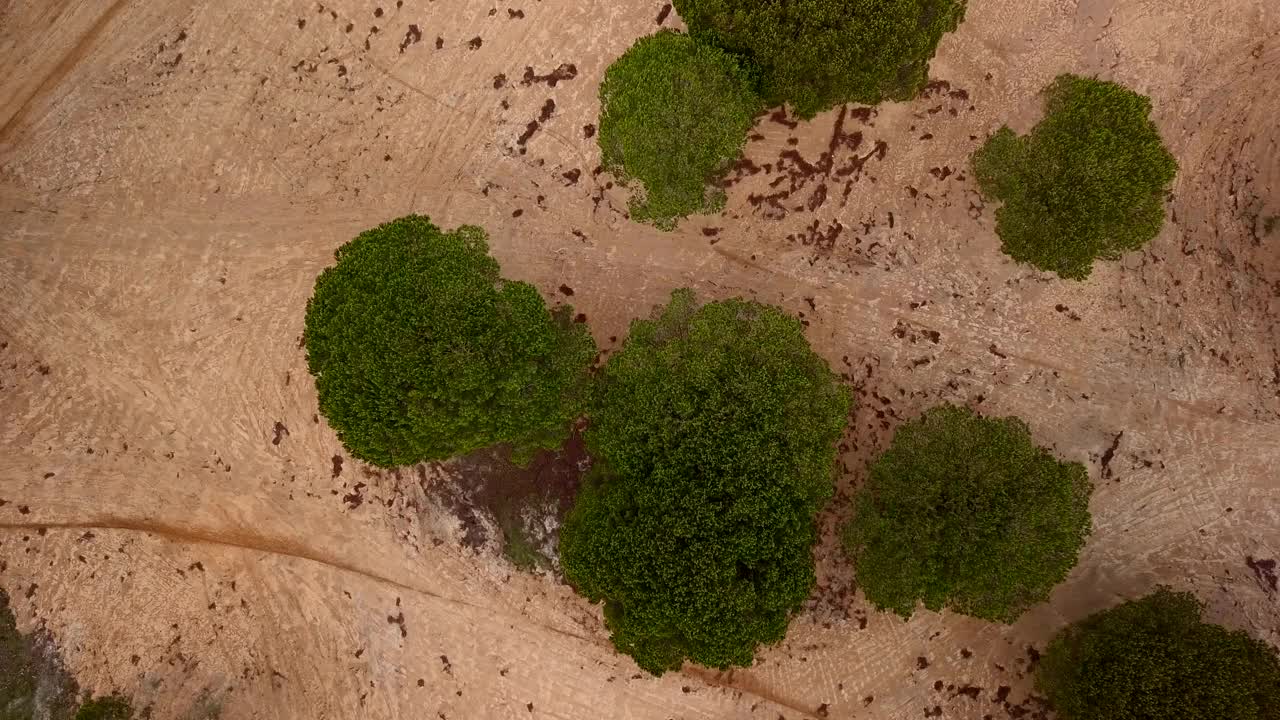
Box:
[1, 0, 1277, 718]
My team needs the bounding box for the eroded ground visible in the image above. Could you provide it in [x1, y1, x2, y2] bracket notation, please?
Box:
[1, 0, 1278, 718]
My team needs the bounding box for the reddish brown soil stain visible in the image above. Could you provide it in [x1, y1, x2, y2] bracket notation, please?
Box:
[467, 37, 483, 50]
[769, 108, 799, 130]
[1100, 431, 1124, 480]
[582, 124, 596, 139]
[561, 168, 581, 185]
[516, 122, 539, 150]
[331, 454, 344, 478]
[271, 421, 289, 446]
[786, 220, 845, 254]
[399, 24, 421, 53]
[342, 482, 366, 509]
[387, 611, 407, 638]
[521, 63, 578, 87]
[739, 105, 887, 240]
[492, 73, 507, 89]
[507, 9, 525, 19]
[558, 284, 575, 296]
[656, 3, 672, 24]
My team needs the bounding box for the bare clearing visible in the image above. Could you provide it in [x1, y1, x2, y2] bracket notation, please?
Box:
[1, 0, 1277, 718]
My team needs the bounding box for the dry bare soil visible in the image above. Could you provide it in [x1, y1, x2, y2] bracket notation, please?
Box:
[1, 0, 1278, 718]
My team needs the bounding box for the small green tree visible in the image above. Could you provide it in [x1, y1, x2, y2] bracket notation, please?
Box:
[560, 289, 851, 674]
[598, 30, 762, 230]
[672, 0, 967, 118]
[74, 695, 133, 720]
[1038, 587, 1280, 720]
[843, 404, 1092, 622]
[973, 74, 1178, 279]
[304, 215, 596, 467]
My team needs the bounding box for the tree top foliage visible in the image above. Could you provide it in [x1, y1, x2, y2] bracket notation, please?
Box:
[304, 215, 596, 467]
[1038, 587, 1280, 720]
[598, 30, 762, 230]
[972, 74, 1178, 279]
[843, 404, 1092, 623]
[559, 289, 851, 674]
[673, 0, 967, 118]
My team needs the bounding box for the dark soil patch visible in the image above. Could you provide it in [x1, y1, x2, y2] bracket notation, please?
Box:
[429, 429, 590, 569]
[521, 63, 577, 88]
[1246, 555, 1278, 593]
[1, 590, 80, 720]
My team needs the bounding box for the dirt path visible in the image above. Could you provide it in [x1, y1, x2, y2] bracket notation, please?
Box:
[1, 0, 1277, 718]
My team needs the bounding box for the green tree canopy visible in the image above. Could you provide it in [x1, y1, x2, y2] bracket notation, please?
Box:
[559, 289, 851, 674]
[304, 215, 596, 467]
[598, 30, 762, 230]
[1038, 587, 1280, 720]
[672, 0, 967, 118]
[843, 404, 1092, 622]
[972, 74, 1178, 279]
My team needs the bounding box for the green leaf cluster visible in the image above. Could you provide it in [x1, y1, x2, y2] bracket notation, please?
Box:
[842, 404, 1092, 623]
[304, 215, 596, 467]
[972, 74, 1178, 279]
[1038, 587, 1280, 720]
[598, 30, 763, 230]
[559, 289, 851, 674]
[673, 0, 967, 118]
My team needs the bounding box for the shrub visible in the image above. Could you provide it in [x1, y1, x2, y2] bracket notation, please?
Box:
[672, 0, 967, 118]
[842, 404, 1091, 622]
[304, 215, 596, 467]
[559, 289, 851, 674]
[598, 30, 762, 230]
[75, 695, 133, 720]
[972, 74, 1178, 279]
[1038, 587, 1280, 720]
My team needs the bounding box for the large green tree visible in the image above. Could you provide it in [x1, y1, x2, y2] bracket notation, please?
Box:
[304, 215, 596, 467]
[972, 74, 1178, 279]
[1038, 588, 1280, 720]
[843, 404, 1092, 622]
[672, 0, 967, 118]
[560, 289, 851, 674]
[598, 30, 762, 230]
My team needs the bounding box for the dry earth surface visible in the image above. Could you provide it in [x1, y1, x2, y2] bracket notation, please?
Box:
[1, 0, 1278, 718]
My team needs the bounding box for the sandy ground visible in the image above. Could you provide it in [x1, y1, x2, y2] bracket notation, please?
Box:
[1, 0, 1278, 718]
